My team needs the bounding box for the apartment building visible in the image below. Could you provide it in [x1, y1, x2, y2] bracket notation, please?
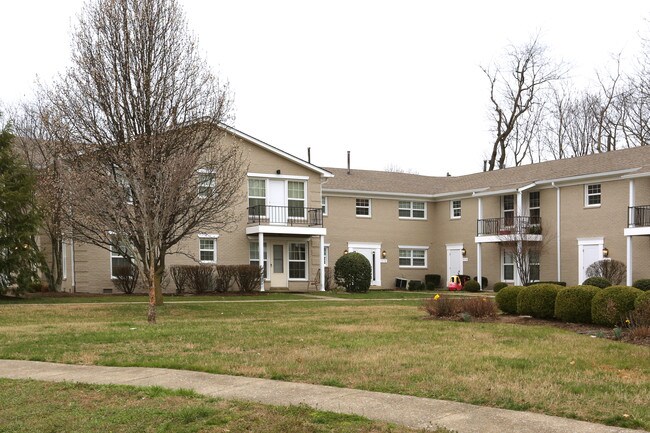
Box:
[54, 127, 650, 293]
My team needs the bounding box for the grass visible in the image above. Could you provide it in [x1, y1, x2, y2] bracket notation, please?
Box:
[0, 292, 310, 304]
[0, 299, 648, 429]
[0, 379, 445, 433]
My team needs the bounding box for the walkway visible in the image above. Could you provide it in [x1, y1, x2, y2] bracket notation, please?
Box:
[0, 360, 637, 433]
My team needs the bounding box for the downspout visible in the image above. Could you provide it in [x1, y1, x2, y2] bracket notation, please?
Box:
[71, 238, 76, 293]
[552, 182, 561, 282]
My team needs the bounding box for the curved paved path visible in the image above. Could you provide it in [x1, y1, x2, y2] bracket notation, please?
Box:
[0, 360, 640, 433]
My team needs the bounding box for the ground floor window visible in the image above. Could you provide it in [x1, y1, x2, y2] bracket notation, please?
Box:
[110, 242, 132, 278]
[199, 238, 217, 263]
[249, 242, 268, 279]
[324, 245, 329, 267]
[529, 250, 540, 282]
[289, 242, 307, 279]
[502, 251, 514, 282]
[399, 248, 427, 268]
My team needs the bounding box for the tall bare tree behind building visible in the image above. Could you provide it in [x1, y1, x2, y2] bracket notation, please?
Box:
[41, 0, 246, 323]
[482, 36, 564, 170]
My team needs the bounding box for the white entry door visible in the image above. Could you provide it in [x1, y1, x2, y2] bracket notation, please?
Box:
[348, 242, 381, 286]
[579, 239, 603, 283]
[270, 243, 288, 288]
[268, 180, 286, 224]
[446, 244, 463, 282]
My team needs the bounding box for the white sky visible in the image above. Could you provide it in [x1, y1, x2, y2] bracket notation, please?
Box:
[1, 1, 648, 176]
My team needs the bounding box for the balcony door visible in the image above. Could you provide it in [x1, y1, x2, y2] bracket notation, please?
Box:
[268, 180, 286, 224]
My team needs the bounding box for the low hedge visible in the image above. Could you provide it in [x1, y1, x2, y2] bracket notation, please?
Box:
[517, 284, 562, 319]
[591, 285, 643, 326]
[408, 280, 424, 291]
[554, 285, 600, 324]
[493, 282, 508, 293]
[632, 279, 650, 291]
[473, 276, 488, 289]
[495, 286, 524, 314]
[425, 274, 441, 289]
[463, 280, 481, 292]
[582, 277, 611, 289]
[523, 281, 566, 287]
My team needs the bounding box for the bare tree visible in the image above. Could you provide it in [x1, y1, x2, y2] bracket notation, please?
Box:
[586, 259, 627, 285]
[384, 164, 419, 175]
[40, 0, 246, 323]
[482, 36, 564, 170]
[498, 220, 554, 286]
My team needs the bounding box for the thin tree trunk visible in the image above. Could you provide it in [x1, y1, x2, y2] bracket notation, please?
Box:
[147, 250, 156, 323]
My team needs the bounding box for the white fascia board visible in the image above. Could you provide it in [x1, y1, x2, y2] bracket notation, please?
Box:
[221, 125, 334, 178]
[471, 188, 518, 198]
[536, 168, 640, 185]
[323, 189, 435, 200]
[624, 227, 650, 236]
[621, 171, 650, 179]
[248, 172, 309, 180]
[433, 188, 489, 199]
[517, 183, 537, 192]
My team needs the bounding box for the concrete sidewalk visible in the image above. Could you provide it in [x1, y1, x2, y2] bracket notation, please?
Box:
[0, 360, 639, 433]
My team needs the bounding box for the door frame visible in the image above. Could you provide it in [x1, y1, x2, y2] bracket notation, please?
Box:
[578, 237, 604, 283]
[347, 242, 381, 286]
[270, 242, 288, 288]
[446, 243, 464, 283]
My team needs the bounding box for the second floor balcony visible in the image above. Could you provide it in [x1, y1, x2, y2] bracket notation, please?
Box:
[628, 205, 650, 228]
[477, 216, 542, 238]
[247, 205, 323, 227]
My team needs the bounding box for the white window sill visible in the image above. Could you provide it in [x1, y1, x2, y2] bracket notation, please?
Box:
[584, 204, 601, 209]
[356, 215, 371, 218]
[399, 265, 428, 269]
[399, 217, 427, 221]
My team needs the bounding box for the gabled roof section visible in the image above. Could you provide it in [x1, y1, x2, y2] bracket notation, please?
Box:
[323, 145, 650, 197]
[222, 125, 334, 178]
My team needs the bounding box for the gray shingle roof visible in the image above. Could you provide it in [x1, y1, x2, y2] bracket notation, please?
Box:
[323, 145, 650, 196]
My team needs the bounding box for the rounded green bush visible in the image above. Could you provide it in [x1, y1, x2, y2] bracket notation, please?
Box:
[493, 282, 508, 293]
[632, 279, 650, 291]
[495, 286, 524, 314]
[516, 284, 562, 319]
[334, 252, 371, 293]
[463, 280, 481, 292]
[635, 290, 650, 309]
[554, 285, 600, 324]
[591, 285, 643, 326]
[582, 276, 611, 289]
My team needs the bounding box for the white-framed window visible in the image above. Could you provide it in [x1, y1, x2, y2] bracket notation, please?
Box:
[248, 178, 266, 216]
[324, 245, 330, 267]
[288, 181, 305, 217]
[399, 201, 426, 219]
[249, 242, 268, 279]
[289, 242, 307, 279]
[529, 191, 540, 225]
[356, 198, 371, 217]
[529, 250, 540, 282]
[198, 169, 216, 198]
[322, 196, 328, 216]
[585, 184, 601, 207]
[62, 241, 67, 280]
[502, 250, 514, 282]
[398, 247, 428, 268]
[450, 200, 461, 219]
[111, 164, 133, 204]
[110, 241, 132, 279]
[198, 235, 218, 263]
[503, 194, 515, 226]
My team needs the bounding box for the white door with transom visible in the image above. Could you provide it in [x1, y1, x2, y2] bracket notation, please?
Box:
[446, 243, 464, 282]
[578, 238, 604, 283]
[348, 242, 381, 286]
[270, 243, 288, 288]
[268, 180, 286, 224]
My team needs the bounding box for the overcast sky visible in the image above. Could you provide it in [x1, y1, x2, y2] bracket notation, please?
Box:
[1, 1, 648, 176]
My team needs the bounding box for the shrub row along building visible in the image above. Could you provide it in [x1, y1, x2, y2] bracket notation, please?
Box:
[52, 126, 650, 293]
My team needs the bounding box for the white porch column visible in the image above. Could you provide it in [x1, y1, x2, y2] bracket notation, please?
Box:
[319, 235, 325, 291]
[259, 232, 265, 292]
[627, 179, 635, 286]
[555, 184, 561, 281]
[476, 197, 483, 290]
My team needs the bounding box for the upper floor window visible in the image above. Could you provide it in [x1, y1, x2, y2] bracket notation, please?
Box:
[322, 196, 328, 216]
[199, 235, 218, 263]
[248, 179, 266, 215]
[399, 201, 426, 219]
[585, 184, 601, 207]
[503, 194, 515, 226]
[398, 247, 427, 268]
[288, 181, 305, 217]
[356, 198, 371, 217]
[198, 169, 216, 198]
[450, 200, 461, 219]
[529, 191, 540, 225]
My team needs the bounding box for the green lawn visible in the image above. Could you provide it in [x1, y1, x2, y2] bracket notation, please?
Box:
[0, 298, 648, 429]
[0, 292, 307, 304]
[0, 379, 441, 433]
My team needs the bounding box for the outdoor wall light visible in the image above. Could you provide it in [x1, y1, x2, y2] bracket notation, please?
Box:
[461, 248, 467, 256]
[382, 250, 387, 258]
[602, 247, 609, 257]
[276, 169, 281, 174]
[344, 249, 348, 255]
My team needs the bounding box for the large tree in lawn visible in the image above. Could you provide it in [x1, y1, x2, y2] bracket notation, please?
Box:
[45, 0, 245, 323]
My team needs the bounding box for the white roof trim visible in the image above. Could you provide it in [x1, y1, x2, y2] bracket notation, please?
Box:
[222, 125, 334, 178]
[323, 188, 435, 200]
[433, 188, 488, 199]
[536, 168, 640, 185]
